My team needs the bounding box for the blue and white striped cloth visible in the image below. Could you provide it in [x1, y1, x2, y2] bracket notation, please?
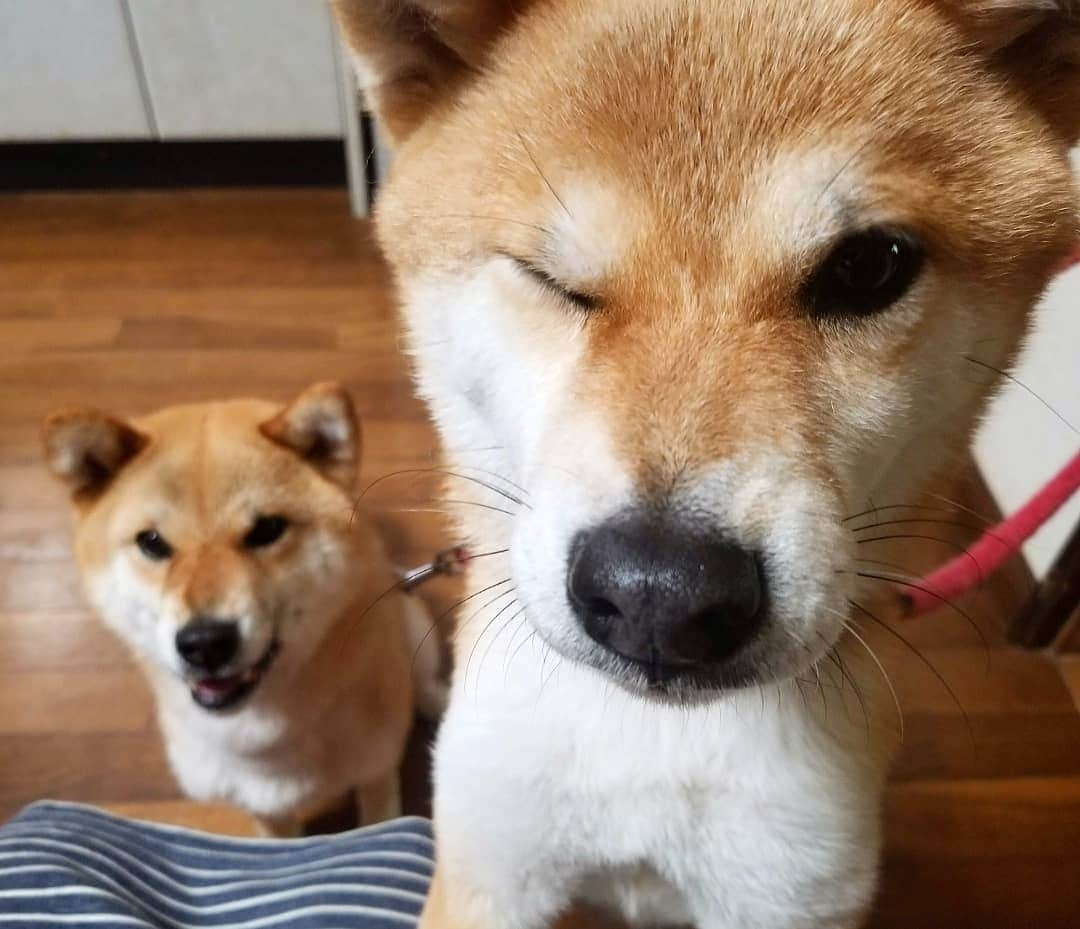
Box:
[0, 801, 434, 928]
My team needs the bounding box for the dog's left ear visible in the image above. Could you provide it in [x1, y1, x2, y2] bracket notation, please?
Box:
[952, 1, 1080, 143]
[260, 382, 361, 489]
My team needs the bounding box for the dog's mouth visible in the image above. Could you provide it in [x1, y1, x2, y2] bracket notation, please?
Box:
[188, 641, 280, 712]
[588, 645, 768, 704]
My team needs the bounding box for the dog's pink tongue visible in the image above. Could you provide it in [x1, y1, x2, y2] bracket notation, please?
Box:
[195, 676, 239, 697]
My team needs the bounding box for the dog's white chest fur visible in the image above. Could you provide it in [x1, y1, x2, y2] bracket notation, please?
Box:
[434, 634, 890, 928]
[154, 682, 383, 820]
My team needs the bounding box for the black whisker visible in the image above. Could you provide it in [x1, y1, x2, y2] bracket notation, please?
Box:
[842, 619, 904, 741]
[512, 126, 572, 220]
[509, 627, 539, 676]
[851, 555, 991, 616]
[422, 213, 550, 236]
[819, 136, 877, 202]
[853, 555, 927, 576]
[355, 467, 530, 512]
[451, 464, 531, 498]
[856, 532, 974, 556]
[850, 516, 991, 536]
[843, 569, 989, 655]
[452, 587, 518, 641]
[434, 498, 518, 517]
[919, 491, 998, 528]
[536, 651, 563, 703]
[362, 547, 509, 638]
[843, 502, 959, 525]
[410, 577, 515, 667]
[964, 355, 1077, 436]
[853, 532, 989, 589]
[834, 646, 871, 739]
[819, 639, 859, 730]
[462, 594, 522, 692]
[478, 604, 527, 690]
[382, 499, 517, 518]
[847, 598, 975, 752]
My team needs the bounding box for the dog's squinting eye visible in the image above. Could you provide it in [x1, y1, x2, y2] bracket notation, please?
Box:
[135, 529, 173, 561]
[243, 515, 290, 549]
[805, 227, 924, 318]
[510, 258, 598, 312]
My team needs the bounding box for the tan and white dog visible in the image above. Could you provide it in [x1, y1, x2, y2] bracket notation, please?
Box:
[333, 1, 1078, 926]
[43, 382, 444, 836]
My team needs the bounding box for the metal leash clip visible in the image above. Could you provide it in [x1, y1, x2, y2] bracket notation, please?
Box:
[399, 545, 471, 593]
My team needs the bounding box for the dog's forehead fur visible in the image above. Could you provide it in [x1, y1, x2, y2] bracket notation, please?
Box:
[71, 400, 350, 562]
[381, 0, 1075, 277]
[374, 0, 1076, 486]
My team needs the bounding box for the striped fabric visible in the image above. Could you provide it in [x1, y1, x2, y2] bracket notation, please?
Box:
[0, 801, 434, 928]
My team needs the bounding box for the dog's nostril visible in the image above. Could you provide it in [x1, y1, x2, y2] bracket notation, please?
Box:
[175, 618, 240, 673]
[585, 597, 621, 620]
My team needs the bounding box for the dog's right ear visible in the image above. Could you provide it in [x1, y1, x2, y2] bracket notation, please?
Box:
[42, 409, 147, 497]
[330, 0, 524, 146]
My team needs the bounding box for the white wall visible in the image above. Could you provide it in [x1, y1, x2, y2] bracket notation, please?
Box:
[974, 155, 1080, 577]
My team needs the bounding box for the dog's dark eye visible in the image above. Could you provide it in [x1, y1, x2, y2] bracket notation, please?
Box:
[135, 529, 173, 561]
[805, 227, 924, 317]
[243, 515, 290, 549]
[510, 258, 598, 312]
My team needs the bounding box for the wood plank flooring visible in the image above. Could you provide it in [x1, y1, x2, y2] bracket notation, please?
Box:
[1, 190, 1077, 927]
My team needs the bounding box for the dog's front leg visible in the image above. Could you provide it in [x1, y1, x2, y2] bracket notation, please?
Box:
[358, 771, 403, 824]
[255, 813, 301, 838]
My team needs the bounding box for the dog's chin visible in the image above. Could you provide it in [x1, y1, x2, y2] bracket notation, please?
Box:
[588, 652, 769, 707]
[548, 630, 809, 707]
[186, 641, 280, 713]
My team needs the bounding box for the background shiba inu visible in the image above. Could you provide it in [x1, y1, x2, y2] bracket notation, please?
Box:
[333, 0, 1079, 926]
[43, 382, 444, 836]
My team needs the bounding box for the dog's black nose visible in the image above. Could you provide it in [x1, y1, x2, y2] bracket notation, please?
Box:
[567, 516, 765, 674]
[175, 619, 240, 672]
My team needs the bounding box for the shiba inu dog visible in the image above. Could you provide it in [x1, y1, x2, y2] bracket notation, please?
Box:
[333, 1, 1079, 925]
[43, 383, 445, 836]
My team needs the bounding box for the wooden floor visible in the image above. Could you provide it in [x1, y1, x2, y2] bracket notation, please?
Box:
[1, 190, 1078, 928]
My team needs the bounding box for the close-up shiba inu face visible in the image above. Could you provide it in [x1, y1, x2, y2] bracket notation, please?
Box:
[43, 384, 368, 712]
[340, 0, 1079, 700]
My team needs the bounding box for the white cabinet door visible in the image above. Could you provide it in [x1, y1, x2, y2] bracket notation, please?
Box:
[0, 0, 152, 139]
[126, 0, 343, 139]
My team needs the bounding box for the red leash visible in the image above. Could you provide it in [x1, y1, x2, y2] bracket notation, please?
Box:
[905, 450, 1080, 615]
[906, 246, 1080, 616]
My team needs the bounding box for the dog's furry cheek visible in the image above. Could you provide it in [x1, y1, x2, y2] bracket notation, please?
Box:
[401, 267, 589, 477]
[84, 553, 187, 675]
[263, 530, 357, 654]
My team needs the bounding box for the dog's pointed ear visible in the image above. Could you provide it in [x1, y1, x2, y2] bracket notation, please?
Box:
[42, 409, 147, 498]
[260, 382, 360, 489]
[951, 1, 1080, 143]
[330, 0, 523, 146]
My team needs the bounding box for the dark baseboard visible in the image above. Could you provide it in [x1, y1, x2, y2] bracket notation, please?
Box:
[0, 139, 348, 191]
